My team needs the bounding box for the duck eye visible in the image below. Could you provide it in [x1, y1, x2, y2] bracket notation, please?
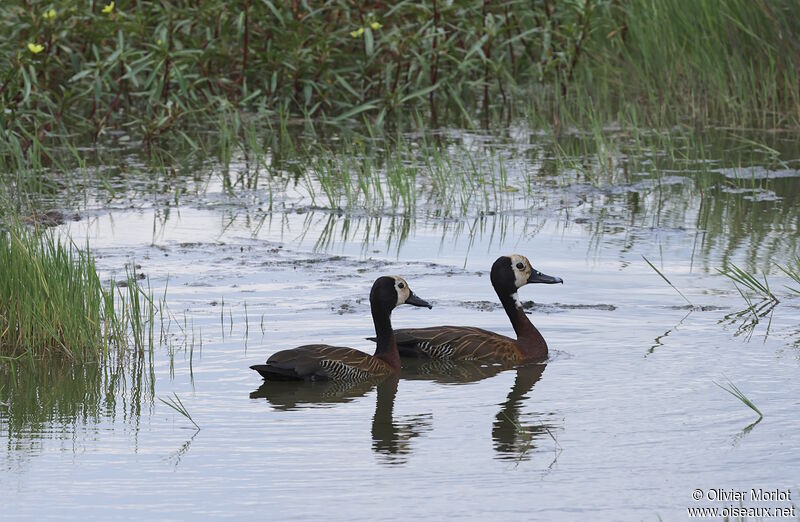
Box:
[516, 262, 524, 270]
[398, 282, 405, 289]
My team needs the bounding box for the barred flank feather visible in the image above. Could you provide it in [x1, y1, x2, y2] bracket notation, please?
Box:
[258, 345, 394, 381]
[395, 327, 523, 363]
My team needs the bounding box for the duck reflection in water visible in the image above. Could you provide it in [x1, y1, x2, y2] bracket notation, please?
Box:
[250, 361, 555, 464]
[369, 378, 433, 464]
[401, 358, 555, 462]
[490, 363, 554, 460]
[250, 377, 431, 465]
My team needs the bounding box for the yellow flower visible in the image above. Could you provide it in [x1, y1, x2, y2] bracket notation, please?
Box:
[370, 22, 382, 30]
[350, 27, 364, 38]
[157, 39, 163, 46]
[43, 8, 56, 20]
[28, 43, 45, 54]
[102, 1, 114, 14]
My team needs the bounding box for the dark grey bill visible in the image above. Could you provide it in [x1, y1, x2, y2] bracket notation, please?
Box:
[527, 269, 564, 284]
[405, 292, 433, 309]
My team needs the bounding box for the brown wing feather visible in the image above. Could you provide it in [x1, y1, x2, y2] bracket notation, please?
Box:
[393, 327, 522, 363]
[265, 344, 393, 381]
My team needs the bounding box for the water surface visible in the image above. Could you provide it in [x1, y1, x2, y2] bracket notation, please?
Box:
[3, 128, 800, 520]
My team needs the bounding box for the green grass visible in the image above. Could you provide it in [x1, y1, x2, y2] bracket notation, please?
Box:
[714, 378, 763, 422]
[777, 258, 800, 295]
[0, 217, 155, 363]
[1, 0, 797, 169]
[554, 0, 800, 130]
[718, 263, 779, 303]
[642, 255, 694, 307]
[158, 392, 200, 431]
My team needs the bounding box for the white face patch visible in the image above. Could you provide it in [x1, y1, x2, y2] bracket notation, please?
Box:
[391, 276, 411, 306]
[509, 254, 533, 289]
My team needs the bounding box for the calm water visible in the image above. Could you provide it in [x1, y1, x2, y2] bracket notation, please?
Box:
[2, 128, 800, 520]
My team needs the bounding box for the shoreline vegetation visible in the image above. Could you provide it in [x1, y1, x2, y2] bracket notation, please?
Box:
[1, 1, 799, 366]
[1, 0, 798, 158]
[0, 218, 156, 365]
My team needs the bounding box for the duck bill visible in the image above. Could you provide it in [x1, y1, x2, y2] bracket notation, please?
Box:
[405, 292, 433, 309]
[528, 269, 563, 284]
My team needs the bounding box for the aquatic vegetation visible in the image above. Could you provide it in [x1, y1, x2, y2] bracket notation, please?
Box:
[642, 255, 694, 307]
[716, 258, 800, 342]
[0, 218, 155, 363]
[776, 258, 800, 295]
[0, 0, 797, 166]
[499, 411, 535, 467]
[721, 298, 778, 343]
[714, 378, 763, 422]
[2, 3, 799, 517]
[718, 263, 779, 303]
[158, 392, 200, 431]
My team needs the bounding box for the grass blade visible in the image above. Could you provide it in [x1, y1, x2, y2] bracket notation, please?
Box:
[642, 255, 693, 307]
[717, 263, 778, 302]
[714, 379, 763, 420]
[158, 392, 200, 430]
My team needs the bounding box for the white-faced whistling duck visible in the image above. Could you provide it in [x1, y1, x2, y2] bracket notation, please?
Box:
[381, 255, 562, 364]
[251, 276, 432, 381]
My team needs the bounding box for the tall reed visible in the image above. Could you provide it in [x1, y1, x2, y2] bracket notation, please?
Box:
[2, 0, 796, 162]
[0, 218, 154, 363]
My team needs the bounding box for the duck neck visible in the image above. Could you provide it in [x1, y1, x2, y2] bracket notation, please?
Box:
[372, 306, 401, 372]
[498, 289, 548, 359]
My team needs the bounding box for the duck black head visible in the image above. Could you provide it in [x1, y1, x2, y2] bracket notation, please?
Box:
[491, 254, 563, 300]
[370, 275, 432, 313]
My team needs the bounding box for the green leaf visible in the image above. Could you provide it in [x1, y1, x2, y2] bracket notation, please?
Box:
[334, 74, 361, 100]
[365, 28, 374, 56]
[400, 83, 440, 104]
[260, 0, 284, 25]
[332, 101, 379, 122]
[21, 67, 31, 103]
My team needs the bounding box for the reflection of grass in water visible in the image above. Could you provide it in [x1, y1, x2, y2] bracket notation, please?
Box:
[717, 260, 800, 343]
[0, 356, 153, 444]
[195, 124, 799, 265]
[6, 118, 800, 278]
[280, 127, 800, 264]
[499, 412, 561, 468]
[297, 140, 517, 218]
[0, 215, 183, 440]
[721, 299, 777, 343]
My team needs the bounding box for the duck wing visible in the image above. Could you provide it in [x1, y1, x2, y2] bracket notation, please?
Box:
[390, 326, 521, 363]
[251, 344, 392, 381]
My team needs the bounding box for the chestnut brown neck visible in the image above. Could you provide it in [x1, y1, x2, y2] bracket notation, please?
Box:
[497, 290, 548, 361]
[372, 303, 401, 373]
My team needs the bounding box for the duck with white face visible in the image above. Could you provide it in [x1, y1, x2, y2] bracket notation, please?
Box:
[376, 254, 562, 364]
[251, 276, 431, 382]
[505, 253, 563, 308]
